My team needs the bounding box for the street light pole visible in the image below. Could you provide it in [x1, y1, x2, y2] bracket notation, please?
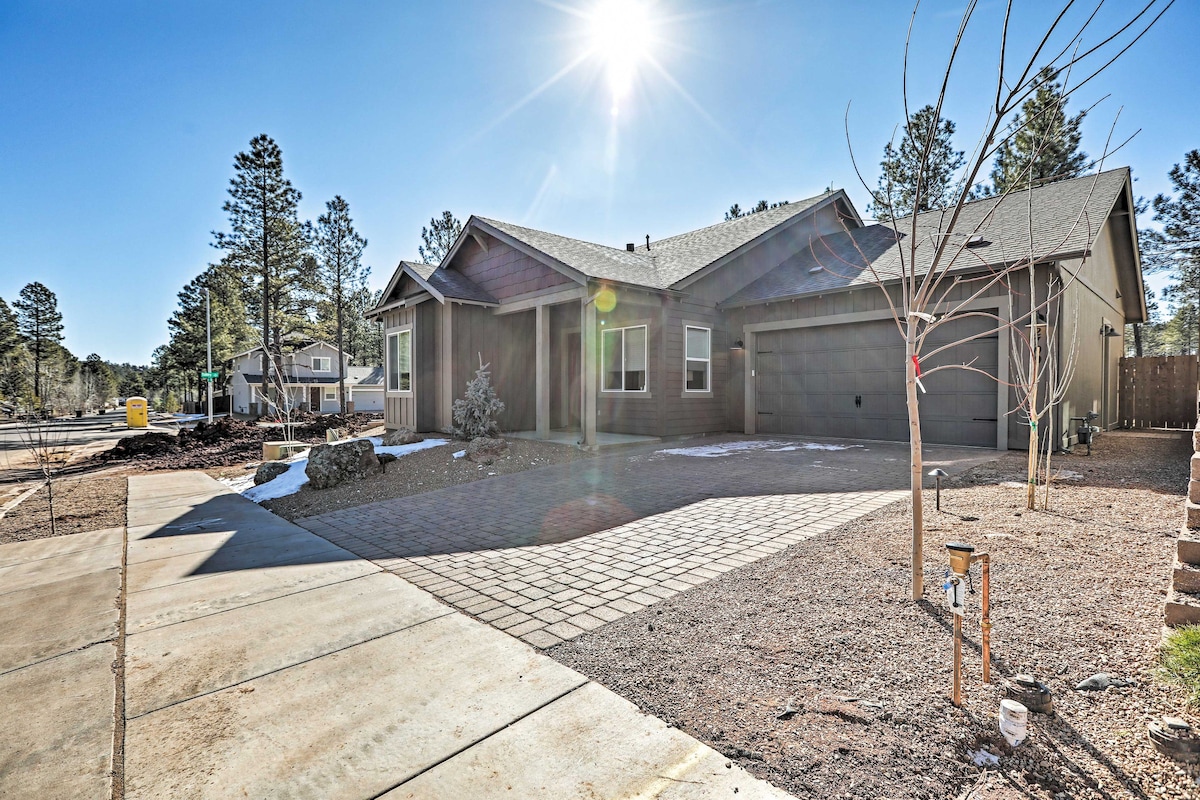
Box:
[206, 287, 213, 425]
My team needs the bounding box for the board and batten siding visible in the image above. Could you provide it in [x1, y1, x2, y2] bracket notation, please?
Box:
[452, 304, 536, 432]
[383, 302, 441, 432]
[661, 298, 729, 437]
[595, 290, 662, 436]
[454, 236, 574, 301]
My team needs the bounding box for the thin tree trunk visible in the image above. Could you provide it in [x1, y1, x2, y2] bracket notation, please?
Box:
[337, 294, 345, 415]
[46, 473, 55, 537]
[905, 333, 924, 600]
[1027, 336, 1039, 510]
[1133, 323, 1143, 357]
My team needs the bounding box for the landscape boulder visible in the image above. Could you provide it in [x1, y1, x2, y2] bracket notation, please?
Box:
[305, 439, 382, 490]
[466, 436, 508, 465]
[253, 461, 292, 486]
[382, 427, 423, 446]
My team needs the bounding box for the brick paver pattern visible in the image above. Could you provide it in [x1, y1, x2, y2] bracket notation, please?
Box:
[298, 437, 988, 649]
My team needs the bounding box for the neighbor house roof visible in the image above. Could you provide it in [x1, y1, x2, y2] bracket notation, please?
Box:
[228, 339, 342, 362]
[724, 169, 1136, 309]
[468, 190, 845, 291]
[238, 367, 382, 387]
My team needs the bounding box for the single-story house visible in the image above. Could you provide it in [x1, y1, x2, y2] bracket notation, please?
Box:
[227, 340, 384, 415]
[369, 167, 1144, 450]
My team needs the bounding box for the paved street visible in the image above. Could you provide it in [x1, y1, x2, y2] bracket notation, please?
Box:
[298, 435, 994, 648]
[0, 413, 153, 482]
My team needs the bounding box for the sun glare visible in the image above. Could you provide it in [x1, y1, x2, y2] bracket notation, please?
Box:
[588, 0, 654, 115]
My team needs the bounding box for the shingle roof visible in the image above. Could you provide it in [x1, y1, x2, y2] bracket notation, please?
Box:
[723, 169, 1130, 307]
[397, 261, 498, 305]
[474, 191, 837, 290]
[239, 367, 383, 387]
[348, 366, 384, 387]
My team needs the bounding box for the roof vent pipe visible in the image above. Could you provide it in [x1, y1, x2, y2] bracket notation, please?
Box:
[626, 243, 635, 252]
[645, 234, 651, 251]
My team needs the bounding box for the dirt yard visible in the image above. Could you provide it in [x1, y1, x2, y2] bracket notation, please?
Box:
[0, 474, 128, 544]
[254, 437, 597, 521]
[551, 432, 1198, 800]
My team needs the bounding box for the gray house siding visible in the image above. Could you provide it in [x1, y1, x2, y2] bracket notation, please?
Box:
[452, 304, 536, 432]
[661, 297, 728, 437]
[595, 289, 661, 436]
[455, 237, 575, 301]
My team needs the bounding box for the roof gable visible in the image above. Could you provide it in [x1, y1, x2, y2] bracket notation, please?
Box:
[724, 169, 1138, 309]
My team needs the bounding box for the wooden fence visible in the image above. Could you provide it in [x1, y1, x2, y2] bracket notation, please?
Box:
[1118, 356, 1199, 429]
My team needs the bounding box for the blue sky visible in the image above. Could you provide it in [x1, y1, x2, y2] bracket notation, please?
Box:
[1, 0, 1194, 365]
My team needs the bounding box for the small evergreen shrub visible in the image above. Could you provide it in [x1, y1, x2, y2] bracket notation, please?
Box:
[452, 355, 505, 440]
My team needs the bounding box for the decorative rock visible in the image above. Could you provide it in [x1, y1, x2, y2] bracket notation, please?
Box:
[253, 461, 291, 486]
[1074, 672, 1134, 691]
[1174, 561, 1200, 594]
[466, 436, 509, 465]
[382, 427, 423, 446]
[305, 439, 382, 490]
[1179, 531, 1200, 567]
[1188, 500, 1200, 531]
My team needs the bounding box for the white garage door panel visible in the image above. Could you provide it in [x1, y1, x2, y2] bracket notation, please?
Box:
[754, 316, 999, 447]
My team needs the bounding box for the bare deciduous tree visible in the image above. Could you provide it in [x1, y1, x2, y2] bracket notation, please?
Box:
[834, 1, 1170, 599]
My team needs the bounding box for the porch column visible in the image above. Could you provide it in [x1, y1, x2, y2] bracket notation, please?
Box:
[581, 296, 598, 448]
[536, 303, 550, 439]
[440, 301, 454, 430]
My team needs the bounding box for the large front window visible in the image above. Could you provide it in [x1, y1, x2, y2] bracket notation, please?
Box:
[685, 326, 711, 392]
[601, 325, 647, 392]
[387, 330, 411, 392]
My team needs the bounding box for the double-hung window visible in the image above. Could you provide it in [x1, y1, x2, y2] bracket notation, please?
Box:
[324, 389, 336, 401]
[387, 330, 412, 392]
[684, 326, 711, 392]
[601, 325, 647, 392]
[312, 356, 331, 372]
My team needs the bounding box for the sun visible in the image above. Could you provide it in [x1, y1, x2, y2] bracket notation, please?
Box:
[587, 0, 655, 115]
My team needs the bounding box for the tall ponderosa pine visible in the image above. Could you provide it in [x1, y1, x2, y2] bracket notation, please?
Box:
[418, 211, 462, 264]
[869, 105, 965, 221]
[213, 135, 312, 408]
[13, 282, 65, 402]
[314, 196, 369, 412]
[341, 287, 384, 367]
[1148, 150, 1200, 355]
[987, 68, 1087, 194]
[0, 297, 19, 355]
[166, 265, 252, 404]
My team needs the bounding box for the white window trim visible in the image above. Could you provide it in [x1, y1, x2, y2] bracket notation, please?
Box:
[324, 389, 337, 401]
[386, 328, 414, 394]
[600, 324, 649, 394]
[312, 356, 331, 372]
[683, 324, 712, 396]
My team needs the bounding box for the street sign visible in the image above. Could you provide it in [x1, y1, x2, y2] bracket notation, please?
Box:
[201, 372, 219, 380]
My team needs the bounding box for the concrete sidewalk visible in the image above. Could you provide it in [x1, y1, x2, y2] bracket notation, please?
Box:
[0, 527, 122, 799]
[121, 472, 793, 799]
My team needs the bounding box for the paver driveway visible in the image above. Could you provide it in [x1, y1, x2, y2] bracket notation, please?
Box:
[298, 435, 994, 649]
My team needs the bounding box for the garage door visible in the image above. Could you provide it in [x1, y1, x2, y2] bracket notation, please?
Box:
[754, 315, 999, 447]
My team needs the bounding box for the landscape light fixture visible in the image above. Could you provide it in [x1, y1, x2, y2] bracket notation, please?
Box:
[928, 467, 949, 511]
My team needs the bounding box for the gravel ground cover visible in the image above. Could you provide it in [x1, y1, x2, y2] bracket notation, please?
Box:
[551, 432, 1198, 799]
[255, 438, 596, 521]
[0, 475, 127, 543]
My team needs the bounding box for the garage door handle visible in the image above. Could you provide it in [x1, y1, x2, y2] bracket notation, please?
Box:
[757, 411, 774, 415]
[855, 395, 862, 408]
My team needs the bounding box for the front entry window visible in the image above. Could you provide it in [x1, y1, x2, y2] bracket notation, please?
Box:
[601, 325, 647, 392]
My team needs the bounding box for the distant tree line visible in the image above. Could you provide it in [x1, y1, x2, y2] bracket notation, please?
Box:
[0, 282, 136, 414]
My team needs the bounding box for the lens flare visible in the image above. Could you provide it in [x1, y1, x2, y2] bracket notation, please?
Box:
[588, 0, 653, 114]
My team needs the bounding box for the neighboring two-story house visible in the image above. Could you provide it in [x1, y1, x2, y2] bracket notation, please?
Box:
[226, 340, 384, 416]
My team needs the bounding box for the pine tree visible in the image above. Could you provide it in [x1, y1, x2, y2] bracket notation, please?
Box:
[418, 211, 462, 264]
[1147, 150, 1200, 356]
[13, 282, 65, 403]
[342, 287, 383, 367]
[452, 355, 505, 440]
[213, 134, 312, 406]
[986, 68, 1088, 195]
[0, 297, 19, 356]
[314, 196, 369, 412]
[869, 105, 965, 221]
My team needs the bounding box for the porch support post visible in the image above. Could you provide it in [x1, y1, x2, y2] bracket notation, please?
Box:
[581, 295, 598, 448]
[440, 301, 454, 430]
[536, 303, 550, 439]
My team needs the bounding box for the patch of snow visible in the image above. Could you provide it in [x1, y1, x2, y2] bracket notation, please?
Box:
[453, 450, 466, 459]
[224, 437, 449, 503]
[970, 749, 1000, 767]
[1053, 469, 1084, 481]
[658, 440, 865, 458]
[999, 481, 1026, 488]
